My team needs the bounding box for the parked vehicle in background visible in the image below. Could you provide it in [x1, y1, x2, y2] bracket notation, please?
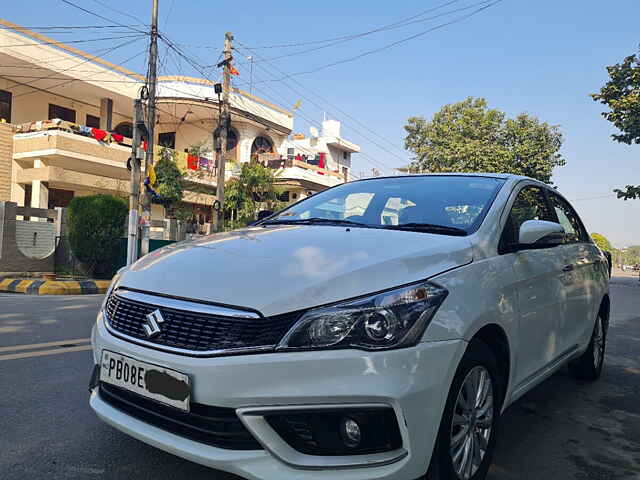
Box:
[89, 174, 610, 480]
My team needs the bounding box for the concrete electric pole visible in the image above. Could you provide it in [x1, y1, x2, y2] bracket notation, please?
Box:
[140, 0, 159, 256]
[213, 31, 233, 232]
[126, 99, 144, 266]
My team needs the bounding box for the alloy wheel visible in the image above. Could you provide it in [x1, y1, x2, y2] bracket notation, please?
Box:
[450, 366, 494, 480]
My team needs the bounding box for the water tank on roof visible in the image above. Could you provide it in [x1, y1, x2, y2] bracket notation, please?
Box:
[322, 119, 341, 138]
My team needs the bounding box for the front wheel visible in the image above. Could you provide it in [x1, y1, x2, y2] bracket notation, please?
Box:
[569, 312, 606, 381]
[426, 339, 503, 480]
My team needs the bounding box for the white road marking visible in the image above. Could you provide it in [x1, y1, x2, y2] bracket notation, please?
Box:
[0, 344, 92, 361]
[0, 338, 91, 353]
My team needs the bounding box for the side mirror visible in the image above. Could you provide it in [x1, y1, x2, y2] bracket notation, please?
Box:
[516, 220, 565, 250]
[256, 210, 274, 221]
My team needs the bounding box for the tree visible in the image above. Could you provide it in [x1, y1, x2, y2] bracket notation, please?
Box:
[404, 97, 565, 183]
[223, 162, 284, 227]
[591, 232, 613, 252]
[67, 194, 128, 278]
[591, 53, 640, 200]
[153, 148, 184, 208]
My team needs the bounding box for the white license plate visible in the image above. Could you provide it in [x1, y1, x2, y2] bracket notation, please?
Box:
[100, 350, 190, 412]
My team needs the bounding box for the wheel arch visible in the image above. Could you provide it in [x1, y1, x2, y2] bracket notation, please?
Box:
[469, 323, 511, 406]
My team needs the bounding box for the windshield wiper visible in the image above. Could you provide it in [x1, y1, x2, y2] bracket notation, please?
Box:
[261, 217, 369, 227]
[383, 223, 468, 236]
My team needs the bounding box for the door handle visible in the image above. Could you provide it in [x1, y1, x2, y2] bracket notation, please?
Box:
[562, 264, 574, 272]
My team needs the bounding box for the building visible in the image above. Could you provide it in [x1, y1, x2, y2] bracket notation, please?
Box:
[0, 19, 360, 227]
[272, 119, 360, 202]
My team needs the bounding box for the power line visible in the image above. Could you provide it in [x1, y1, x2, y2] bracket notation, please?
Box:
[89, 0, 147, 26]
[241, 67, 398, 175]
[1, 33, 147, 48]
[253, 0, 494, 63]
[11, 36, 146, 98]
[0, 24, 143, 31]
[570, 194, 618, 202]
[246, 1, 502, 82]
[235, 43, 407, 166]
[59, 0, 147, 34]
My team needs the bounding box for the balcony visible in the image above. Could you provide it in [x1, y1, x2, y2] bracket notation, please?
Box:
[12, 122, 215, 207]
[13, 125, 131, 181]
[262, 156, 345, 189]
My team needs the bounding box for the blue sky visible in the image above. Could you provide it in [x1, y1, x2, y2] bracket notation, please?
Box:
[3, 0, 640, 246]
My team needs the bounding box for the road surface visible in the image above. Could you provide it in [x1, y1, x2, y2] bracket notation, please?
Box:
[1, 275, 638, 479]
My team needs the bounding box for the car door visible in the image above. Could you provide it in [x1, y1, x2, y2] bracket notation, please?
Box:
[499, 185, 568, 387]
[547, 191, 604, 351]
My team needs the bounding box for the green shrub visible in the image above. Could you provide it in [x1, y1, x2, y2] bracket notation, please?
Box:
[154, 148, 184, 207]
[67, 194, 128, 279]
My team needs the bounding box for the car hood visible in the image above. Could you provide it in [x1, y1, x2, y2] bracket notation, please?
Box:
[120, 225, 473, 316]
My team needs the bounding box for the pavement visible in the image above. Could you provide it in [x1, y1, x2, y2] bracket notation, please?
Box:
[0, 275, 639, 479]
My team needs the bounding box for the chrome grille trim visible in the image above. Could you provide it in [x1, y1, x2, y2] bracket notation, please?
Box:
[102, 289, 290, 358]
[115, 289, 261, 319]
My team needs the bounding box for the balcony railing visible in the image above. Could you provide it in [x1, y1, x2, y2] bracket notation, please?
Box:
[259, 154, 345, 186]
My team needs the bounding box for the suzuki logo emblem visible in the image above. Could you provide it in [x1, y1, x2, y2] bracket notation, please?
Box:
[143, 309, 165, 337]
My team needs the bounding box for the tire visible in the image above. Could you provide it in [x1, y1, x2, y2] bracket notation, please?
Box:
[426, 339, 504, 480]
[569, 311, 606, 381]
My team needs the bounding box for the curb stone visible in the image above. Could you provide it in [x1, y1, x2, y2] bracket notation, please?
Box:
[0, 278, 111, 295]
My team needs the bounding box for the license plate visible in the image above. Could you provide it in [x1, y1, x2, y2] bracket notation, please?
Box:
[100, 350, 190, 412]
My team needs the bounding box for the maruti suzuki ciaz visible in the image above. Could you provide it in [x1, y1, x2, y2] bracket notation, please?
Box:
[90, 173, 609, 480]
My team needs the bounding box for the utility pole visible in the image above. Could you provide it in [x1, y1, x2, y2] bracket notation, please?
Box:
[213, 31, 233, 232]
[140, 0, 159, 256]
[126, 99, 144, 265]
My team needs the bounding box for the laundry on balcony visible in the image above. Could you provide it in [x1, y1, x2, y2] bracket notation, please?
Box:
[13, 119, 131, 146]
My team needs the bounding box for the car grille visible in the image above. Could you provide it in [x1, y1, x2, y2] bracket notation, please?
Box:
[105, 292, 301, 354]
[99, 383, 262, 450]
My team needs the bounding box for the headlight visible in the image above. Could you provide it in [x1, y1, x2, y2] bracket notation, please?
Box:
[100, 267, 127, 311]
[277, 281, 448, 352]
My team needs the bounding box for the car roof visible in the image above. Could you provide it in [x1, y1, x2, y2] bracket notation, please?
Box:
[352, 172, 529, 182]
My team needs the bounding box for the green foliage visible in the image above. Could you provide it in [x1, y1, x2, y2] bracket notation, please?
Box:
[591, 53, 640, 145]
[223, 162, 284, 227]
[66, 194, 128, 279]
[614, 185, 640, 201]
[404, 97, 565, 183]
[154, 148, 184, 207]
[591, 232, 613, 252]
[591, 53, 640, 200]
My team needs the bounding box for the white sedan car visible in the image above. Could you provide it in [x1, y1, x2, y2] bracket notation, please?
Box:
[90, 173, 609, 480]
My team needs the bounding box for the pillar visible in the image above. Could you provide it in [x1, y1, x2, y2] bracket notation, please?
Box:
[100, 98, 114, 131]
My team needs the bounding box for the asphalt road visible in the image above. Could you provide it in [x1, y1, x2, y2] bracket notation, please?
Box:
[1, 276, 639, 480]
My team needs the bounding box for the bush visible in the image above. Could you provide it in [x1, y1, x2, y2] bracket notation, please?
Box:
[154, 148, 184, 207]
[67, 194, 128, 279]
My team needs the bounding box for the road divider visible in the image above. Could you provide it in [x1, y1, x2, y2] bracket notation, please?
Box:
[0, 278, 111, 295]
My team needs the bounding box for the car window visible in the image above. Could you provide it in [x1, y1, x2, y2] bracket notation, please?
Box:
[500, 186, 554, 253]
[268, 176, 506, 234]
[548, 192, 590, 243]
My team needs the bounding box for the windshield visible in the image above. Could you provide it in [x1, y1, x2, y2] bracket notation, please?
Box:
[264, 175, 505, 234]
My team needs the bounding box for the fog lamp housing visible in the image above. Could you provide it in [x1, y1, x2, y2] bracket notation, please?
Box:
[265, 407, 402, 456]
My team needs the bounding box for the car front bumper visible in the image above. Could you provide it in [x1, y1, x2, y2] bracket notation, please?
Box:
[90, 312, 466, 480]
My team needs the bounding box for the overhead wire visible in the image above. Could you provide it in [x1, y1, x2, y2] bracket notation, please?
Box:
[234, 43, 406, 170]
[89, 0, 147, 26]
[235, 63, 397, 175]
[0, 33, 147, 48]
[244, 0, 502, 81]
[252, 0, 494, 63]
[11, 36, 147, 98]
[59, 0, 148, 34]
